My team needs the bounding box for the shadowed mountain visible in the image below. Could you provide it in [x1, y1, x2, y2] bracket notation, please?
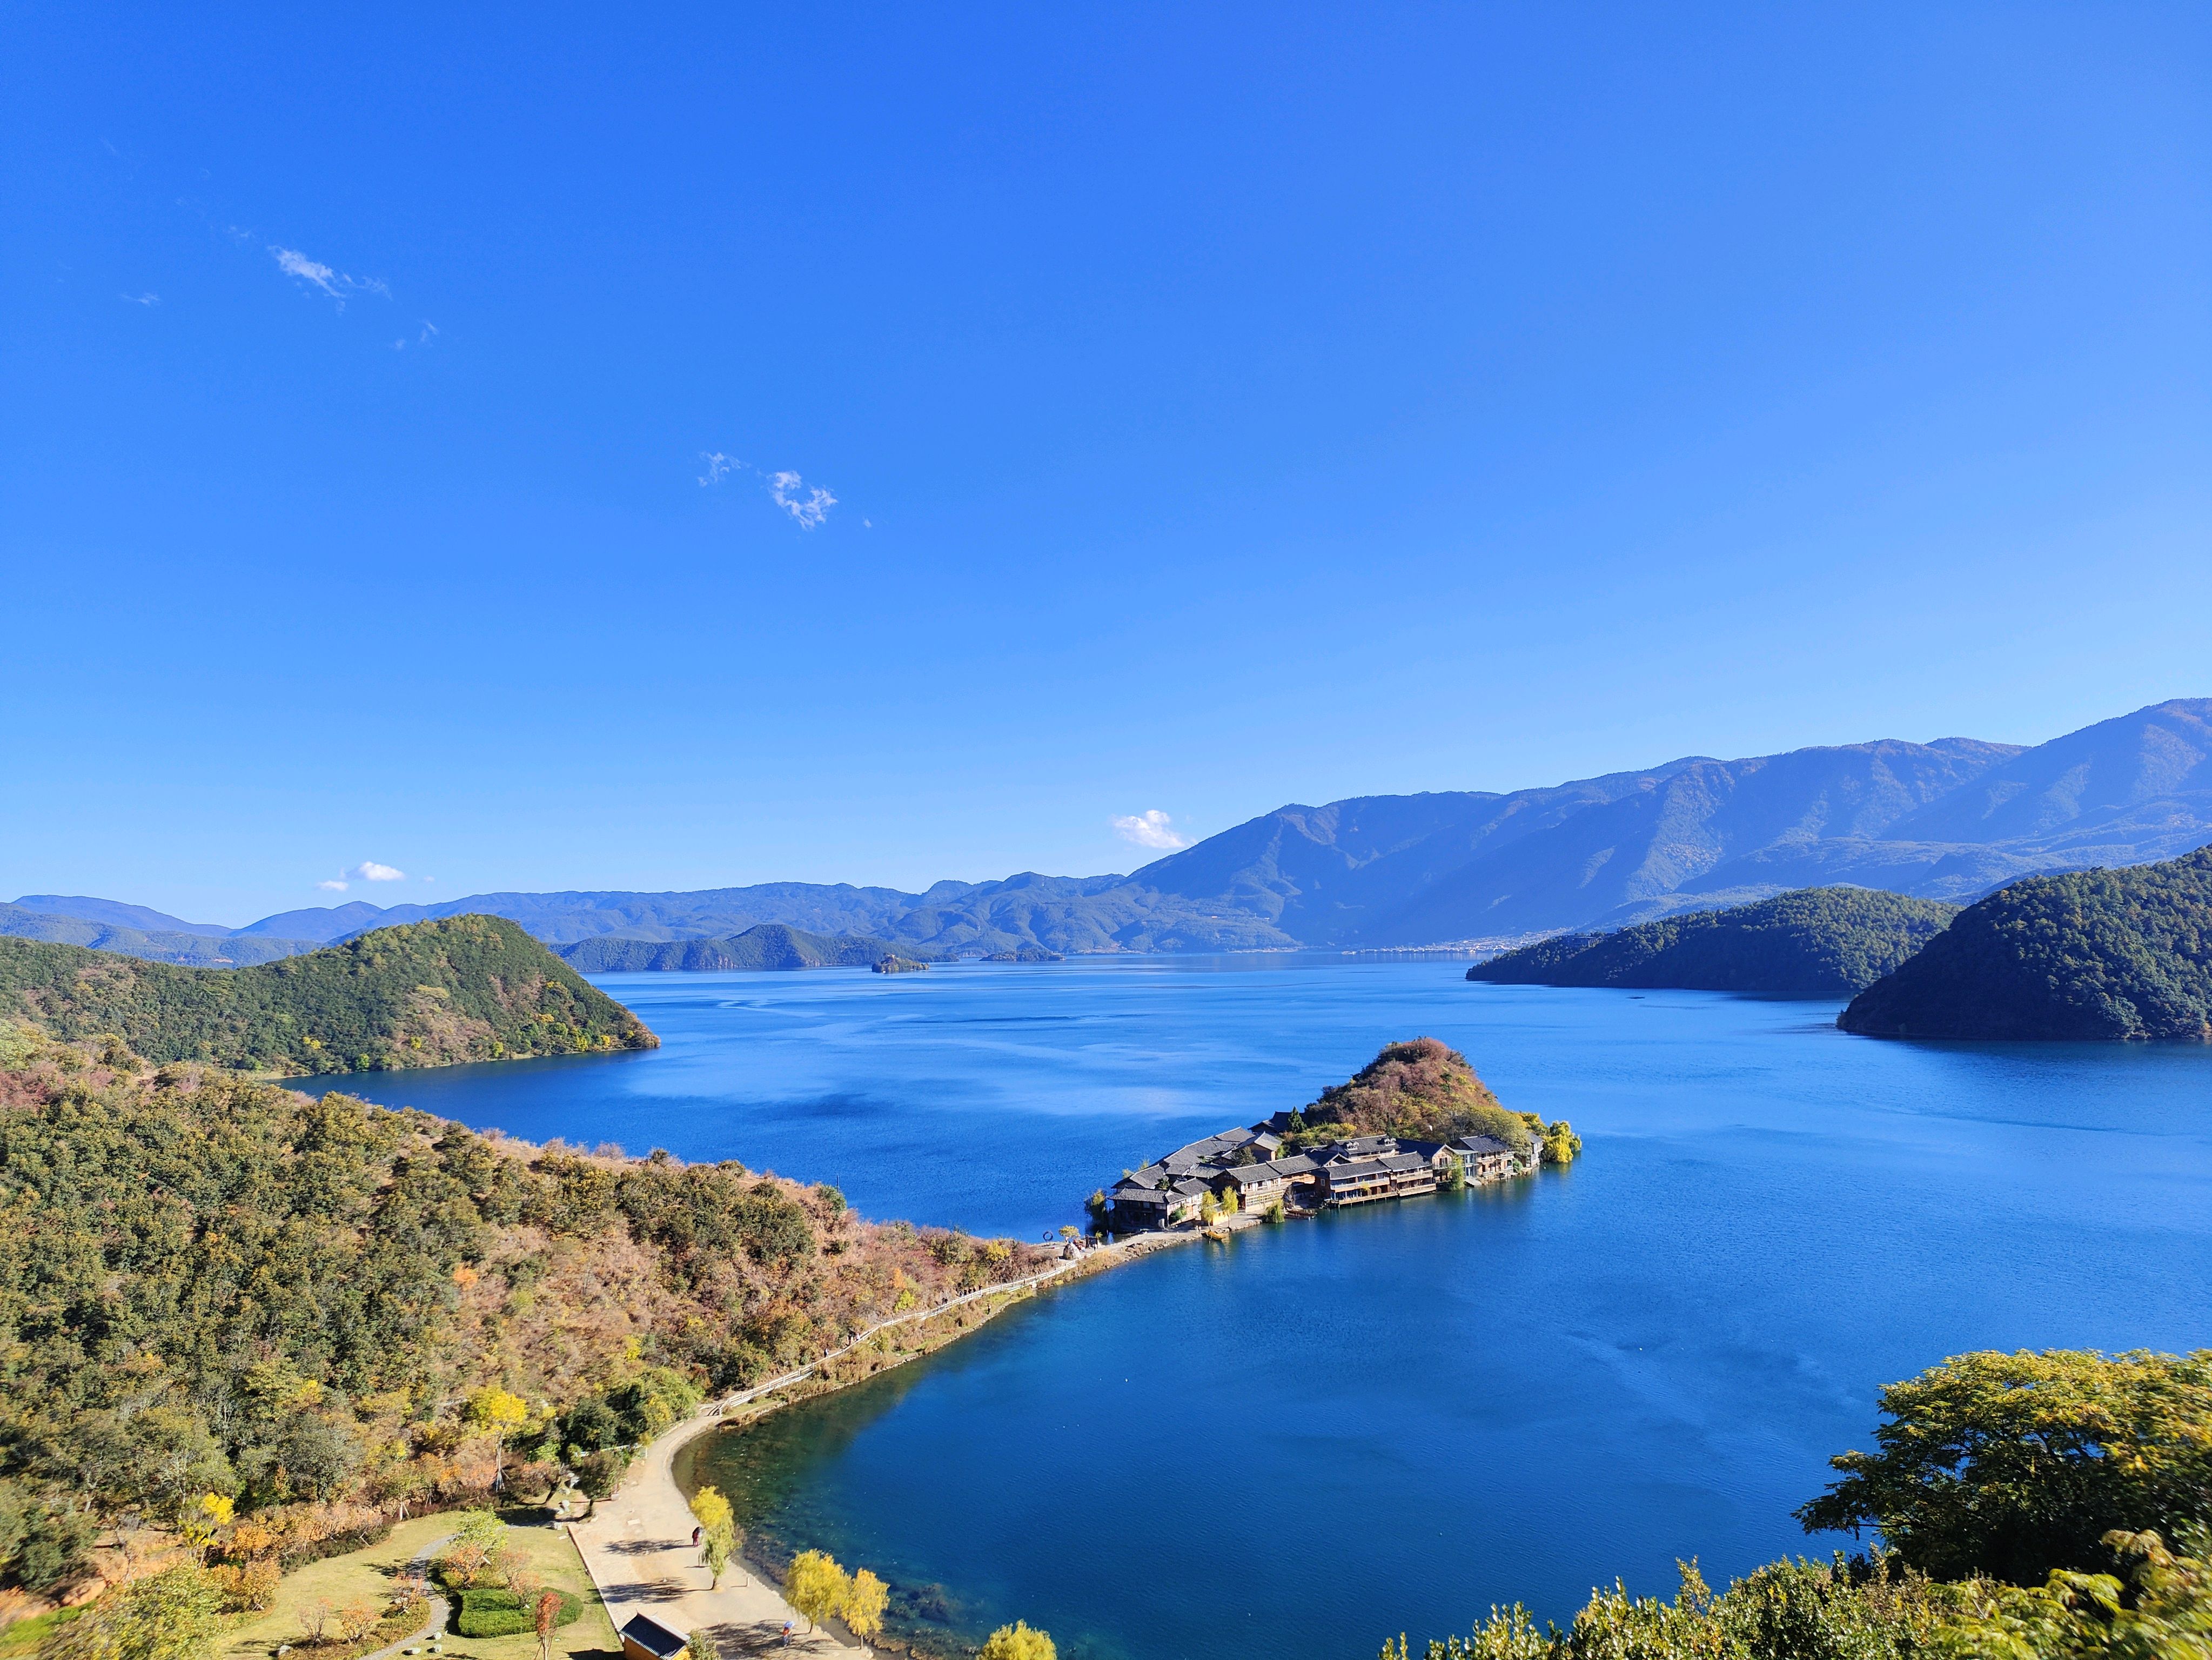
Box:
[1839, 844, 2212, 1041]
[559, 923, 910, 972]
[1468, 887, 1960, 999]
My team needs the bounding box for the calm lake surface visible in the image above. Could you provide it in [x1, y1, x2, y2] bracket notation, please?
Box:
[332, 958, 2212, 1659]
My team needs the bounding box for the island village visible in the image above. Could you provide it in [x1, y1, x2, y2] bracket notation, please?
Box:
[1095, 1112, 1537, 1233]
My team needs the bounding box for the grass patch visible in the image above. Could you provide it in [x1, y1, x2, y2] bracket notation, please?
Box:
[224, 1512, 615, 1660]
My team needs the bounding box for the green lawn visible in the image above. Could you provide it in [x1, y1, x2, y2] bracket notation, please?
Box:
[225, 1511, 618, 1660]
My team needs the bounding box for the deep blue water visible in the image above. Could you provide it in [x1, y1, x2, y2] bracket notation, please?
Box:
[330, 958, 2212, 1659]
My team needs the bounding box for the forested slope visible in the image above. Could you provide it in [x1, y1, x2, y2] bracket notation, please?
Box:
[1839, 845, 2212, 1040]
[0, 915, 655, 1074]
[1467, 888, 1959, 999]
[0, 1029, 1049, 1596]
[559, 923, 904, 972]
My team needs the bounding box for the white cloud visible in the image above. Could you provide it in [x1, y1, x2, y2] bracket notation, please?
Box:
[769, 470, 836, 529]
[698, 451, 738, 486]
[347, 860, 406, 882]
[318, 879, 349, 892]
[1112, 810, 1194, 851]
[269, 245, 389, 309]
[120, 292, 160, 306]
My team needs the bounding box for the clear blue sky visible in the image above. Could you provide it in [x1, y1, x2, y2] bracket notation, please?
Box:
[5, 3, 2208, 925]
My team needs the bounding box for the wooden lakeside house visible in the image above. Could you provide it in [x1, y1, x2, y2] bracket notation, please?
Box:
[1101, 1117, 1533, 1231]
[1320, 1149, 1439, 1206]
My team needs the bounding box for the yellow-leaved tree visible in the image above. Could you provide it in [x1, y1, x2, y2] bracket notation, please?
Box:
[784, 1550, 850, 1635]
[979, 1621, 1056, 1660]
[690, 1485, 738, 1589]
[465, 1387, 531, 1486]
[843, 1569, 889, 1645]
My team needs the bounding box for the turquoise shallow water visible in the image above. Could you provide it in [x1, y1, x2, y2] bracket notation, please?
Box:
[332, 958, 2212, 1659]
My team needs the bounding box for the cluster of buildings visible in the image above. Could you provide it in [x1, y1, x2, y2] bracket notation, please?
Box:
[1100, 1113, 1534, 1232]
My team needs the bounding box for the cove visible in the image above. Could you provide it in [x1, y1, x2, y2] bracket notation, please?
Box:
[330, 959, 2212, 1658]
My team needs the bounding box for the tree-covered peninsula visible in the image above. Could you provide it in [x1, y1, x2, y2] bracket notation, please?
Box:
[0, 1026, 1051, 1603]
[0, 915, 656, 1074]
[1839, 844, 2212, 1040]
[1467, 887, 1959, 1000]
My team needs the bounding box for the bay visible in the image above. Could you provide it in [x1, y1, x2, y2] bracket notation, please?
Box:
[330, 957, 2212, 1659]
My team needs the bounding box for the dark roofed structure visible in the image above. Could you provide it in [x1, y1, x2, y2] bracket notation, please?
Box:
[620, 1615, 689, 1660]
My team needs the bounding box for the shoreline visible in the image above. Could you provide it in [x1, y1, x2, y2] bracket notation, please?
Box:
[571, 1222, 1229, 1655]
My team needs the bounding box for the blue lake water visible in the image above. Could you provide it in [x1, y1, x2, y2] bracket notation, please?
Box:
[330, 958, 2212, 1659]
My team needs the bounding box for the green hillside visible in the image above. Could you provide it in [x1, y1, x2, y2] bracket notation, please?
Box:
[559, 922, 903, 972]
[1839, 845, 2212, 1040]
[0, 914, 656, 1073]
[0, 1031, 1048, 1593]
[1467, 887, 1960, 999]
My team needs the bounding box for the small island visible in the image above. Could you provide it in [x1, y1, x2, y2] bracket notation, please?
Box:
[1092, 1038, 1579, 1232]
[872, 954, 930, 974]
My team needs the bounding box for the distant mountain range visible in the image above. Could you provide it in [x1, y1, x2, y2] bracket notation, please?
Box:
[12, 698, 2209, 963]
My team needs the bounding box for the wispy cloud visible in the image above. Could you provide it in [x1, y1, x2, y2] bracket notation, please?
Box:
[698, 456, 840, 528]
[1112, 811, 1194, 851]
[120, 292, 160, 306]
[270, 245, 388, 309]
[347, 860, 406, 882]
[769, 470, 836, 530]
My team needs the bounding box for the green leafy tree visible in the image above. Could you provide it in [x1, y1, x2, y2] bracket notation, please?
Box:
[684, 1632, 716, 1660]
[1795, 1348, 2212, 1585]
[42, 1563, 225, 1660]
[783, 1550, 849, 1635]
[978, 1621, 1056, 1660]
[1940, 1525, 2212, 1658]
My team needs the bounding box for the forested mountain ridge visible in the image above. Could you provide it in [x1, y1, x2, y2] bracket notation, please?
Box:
[1839, 844, 2212, 1040]
[0, 916, 655, 1074]
[0, 1032, 1051, 1597]
[558, 923, 911, 972]
[1467, 888, 1960, 999]
[29, 699, 2210, 962]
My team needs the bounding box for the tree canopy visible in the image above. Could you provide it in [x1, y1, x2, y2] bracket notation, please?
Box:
[1840, 846, 2212, 1040]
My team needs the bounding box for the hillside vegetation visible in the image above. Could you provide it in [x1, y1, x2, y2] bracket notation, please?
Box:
[1840, 844, 2212, 1040]
[0, 916, 655, 1074]
[1285, 1038, 1540, 1154]
[0, 1029, 1050, 1601]
[1467, 888, 1959, 999]
[558, 924, 904, 973]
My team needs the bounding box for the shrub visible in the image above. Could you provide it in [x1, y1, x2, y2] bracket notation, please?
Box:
[454, 1588, 581, 1638]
